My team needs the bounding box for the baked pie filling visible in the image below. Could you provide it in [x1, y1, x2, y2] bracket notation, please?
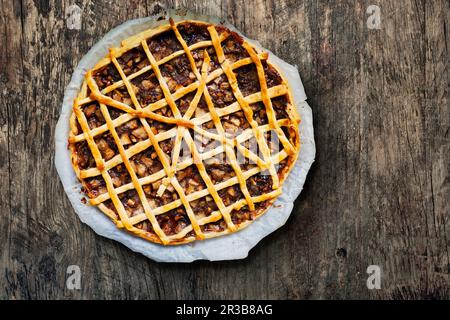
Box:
[69, 19, 300, 245]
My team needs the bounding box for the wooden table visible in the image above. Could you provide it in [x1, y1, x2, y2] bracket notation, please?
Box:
[1, 0, 448, 299]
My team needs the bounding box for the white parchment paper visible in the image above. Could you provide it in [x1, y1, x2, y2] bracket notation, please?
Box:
[54, 10, 315, 262]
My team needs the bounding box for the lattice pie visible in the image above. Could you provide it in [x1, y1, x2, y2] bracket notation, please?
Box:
[69, 19, 300, 245]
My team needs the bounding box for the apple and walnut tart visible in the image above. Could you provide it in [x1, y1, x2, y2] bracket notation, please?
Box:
[68, 19, 300, 245]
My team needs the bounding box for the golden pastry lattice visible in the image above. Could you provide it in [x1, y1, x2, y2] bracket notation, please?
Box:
[69, 19, 300, 245]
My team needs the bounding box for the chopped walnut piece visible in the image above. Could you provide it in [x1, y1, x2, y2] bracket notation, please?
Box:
[135, 163, 147, 177]
[111, 175, 122, 187]
[166, 78, 178, 92]
[112, 91, 123, 102]
[126, 198, 136, 208]
[166, 184, 175, 193]
[223, 121, 238, 134]
[97, 139, 115, 160]
[230, 118, 240, 127]
[131, 127, 147, 139]
[210, 168, 225, 181]
[147, 198, 157, 208]
[141, 79, 153, 90]
[152, 180, 161, 191]
[72, 21, 297, 244]
[140, 156, 153, 168]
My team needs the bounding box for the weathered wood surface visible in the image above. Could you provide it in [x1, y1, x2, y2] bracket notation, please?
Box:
[0, 0, 448, 299]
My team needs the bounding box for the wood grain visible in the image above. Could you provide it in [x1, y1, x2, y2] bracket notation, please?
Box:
[0, 0, 448, 299]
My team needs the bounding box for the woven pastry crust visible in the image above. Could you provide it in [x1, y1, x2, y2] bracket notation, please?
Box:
[68, 19, 300, 245]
